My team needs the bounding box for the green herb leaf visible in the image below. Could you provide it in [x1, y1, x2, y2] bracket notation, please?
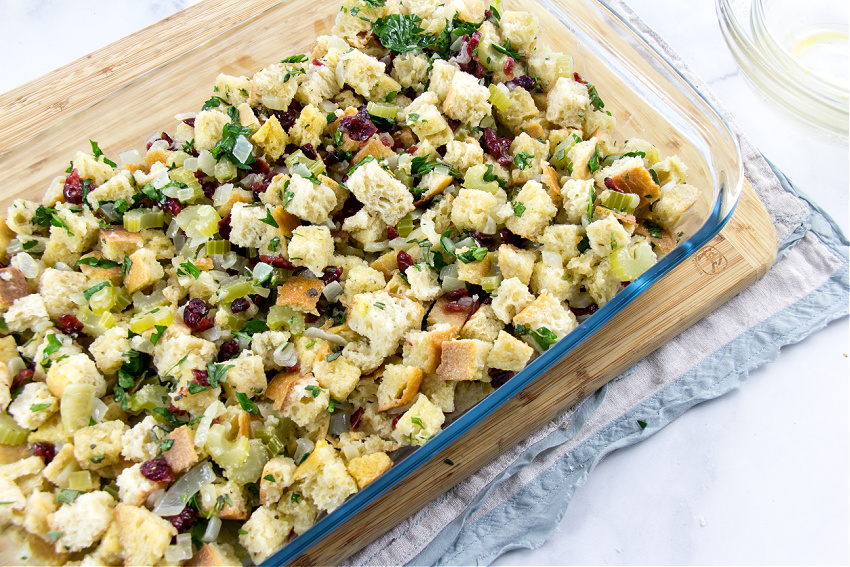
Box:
[83, 281, 112, 301]
[577, 236, 590, 254]
[160, 439, 174, 452]
[207, 362, 234, 388]
[586, 83, 605, 112]
[33, 206, 74, 237]
[90, 140, 117, 167]
[188, 382, 208, 395]
[410, 416, 425, 428]
[263, 474, 276, 483]
[326, 351, 341, 362]
[180, 260, 201, 279]
[235, 392, 261, 415]
[240, 320, 269, 336]
[150, 325, 168, 346]
[588, 144, 601, 174]
[283, 67, 306, 82]
[513, 152, 534, 170]
[47, 531, 63, 543]
[122, 255, 133, 277]
[202, 96, 229, 110]
[281, 54, 308, 63]
[90, 455, 105, 464]
[644, 221, 664, 240]
[269, 236, 281, 252]
[30, 403, 51, 412]
[56, 489, 83, 504]
[371, 14, 434, 53]
[290, 492, 301, 503]
[259, 209, 279, 228]
[152, 406, 182, 427]
[348, 156, 375, 176]
[327, 399, 339, 413]
[304, 385, 322, 398]
[210, 120, 256, 168]
[444, 458, 454, 465]
[512, 201, 526, 217]
[492, 38, 523, 59]
[42, 334, 63, 362]
[530, 327, 558, 351]
[456, 247, 489, 264]
[76, 257, 120, 269]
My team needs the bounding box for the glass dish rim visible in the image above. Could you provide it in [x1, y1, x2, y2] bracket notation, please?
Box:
[258, 0, 743, 563]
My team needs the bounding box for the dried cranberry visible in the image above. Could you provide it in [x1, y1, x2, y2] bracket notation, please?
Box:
[62, 169, 84, 204]
[447, 289, 469, 300]
[465, 32, 480, 57]
[489, 368, 515, 389]
[32, 442, 56, 464]
[406, 145, 418, 154]
[322, 151, 343, 167]
[183, 298, 214, 332]
[571, 304, 599, 317]
[57, 314, 84, 337]
[305, 302, 327, 324]
[505, 75, 536, 91]
[485, 8, 493, 18]
[218, 340, 240, 362]
[251, 158, 271, 177]
[258, 255, 297, 270]
[183, 118, 195, 127]
[469, 231, 494, 248]
[282, 361, 300, 374]
[499, 229, 518, 246]
[160, 197, 184, 216]
[273, 109, 298, 131]
[230, 297, 250, 313]
[447, 118, 461, 132]
[202, 180, 217, 199]
[191, 369, 210, 387]
[483, 128, 513, 166]
[482, 296, 493, 305]
[251, 180, 269, 198]
[387, 226, 399, 240]
[331, 194, 362, 221]
[168, 403, 187, 417]
[458, 58, 486, 79]
[396, 250, 414, 273]
[391, 414, 402, 430]
[338, 106, 378, 142]
[300, 144, 318, 160]
[573, 72, 588, 85]
[350, 407, 364, 431]
[250, 294, 268, 309]
[140, 457, 175, 482]
[604, 177, 625, 193]
[503, 56, 515, 78]
[312, 58, 324, 66]
[322, 266, 343, 286]
[11, 369, 33, 394]
[444, 301, 470, 313]
[160, 132, 174, 146]
[166, 507, 197, 533]
[218, 214, 232, 240]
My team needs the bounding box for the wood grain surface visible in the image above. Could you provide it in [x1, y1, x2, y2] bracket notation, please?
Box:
[0, 0, 778, 565]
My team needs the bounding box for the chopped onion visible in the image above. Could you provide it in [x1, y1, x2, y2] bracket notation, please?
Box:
[363, 240, 389, 253]
[335, 60, 346, 89]
[455, 42, 471, 64]
[441, 276, 466, 292]
[118, 149, 143, 167]
[182, 157, 199, 172]
[92, 398, 108, 422]
[200, 326, 222, 342]
[303, 326, 347, 346]
[212, 184, 234, 208]
[194, 402, 226, 449]
[294, 438, 314, 464]
[52, 261, 72, 271]
[570, 292, 593, 309]
[455, 236, 476, 250]
[252, 262, 273, 285]
[197, 150, 217, 176]
[7, 357, 26, 378]
[328, 36, 349, 52]
[153, 462, 216, 517]
[165, 534, 193, 563]
[220, 251, 240, 269]
[174, 111, 197, 121]
[166, 218, 181, 239]
[146, 488, 166, 510]
[130, 334, 155, 354]
[273, 343, 298, 367]
[329, 411, 351, 435]
[450, 34, 466, 52]
[482, 216, 497, 235]
[202, 516, 222, 542]
[342, 444, 360, 461]
[388, 236, 409, 249]
[11, 252, 40, 279]
[440, 263, 459, 280]
[150, 169, 170, 189]
[323, 280, 343, 302]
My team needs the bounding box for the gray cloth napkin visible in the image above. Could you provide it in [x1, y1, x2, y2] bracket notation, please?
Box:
[342, 2, 850, 565]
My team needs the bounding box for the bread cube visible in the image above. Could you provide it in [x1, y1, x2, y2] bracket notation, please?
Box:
[436, 339, 491, 381]
[152, 326, 217, 375]
[194, 109, 231, 151]
[85, 169, 135, 209]
[46, 353, 105, 399]
[342, 265, 387, 306]
[222, 353, 267, 399]
[116, 463, 167, 507]
[0, 266, 30, 312]
[73, 420, 127, 470]
[312, 343, 362, 401]
[8, 382, 57, 430]
[251, 62, 303, 111]
[391, 395, 445, 445]
[46, 491, 115, 552]
[3, 295, 48, 335]
[453, 380, 495, 414]
[651, 183, 700, 231]
[250, 330, 292, 371]
[293, 439, 358, 512]
[509, 132, 549, 185]
[428, 59, 459, 102]
[214, 73, 251, 105]
[347, 290, 425, 358]
[296, 61, 341, 107]
[161, 425, 198, 474]
[239, 505, 293, 564]
[460, 304, 504, 342]
[491, 276, 534, 324]
[443, 70, 492, 125]
[586, 213, 631, 258]
[377, 364, 423, 411]
[198, 481, 250, 520]
[530, 261, 581, 303]
[287, 225, 334, 277]
[332, 0, 389, 46]
[98, 227, 143, 263]
[402, 325, 454, 375]
[229, 202, 278, 249]
[22, 490, 57, 542]
[585, 257, 622, 307]
[486, 330, 534, 371]
[527, 50, 571, 93]
[251, 115, 289, 162]
[504, 180, 557, 240]
[87, 325, 131, 377]
[495, 87, 539, 131]
[259, 457, 297, 506]
[186, 543, 242, 567]
[404, 263, 441, 302]
[391, 52, 431, 89]
[419, 375, 456, 413]
[500, 10, 539, 53]
[451, 188, 500, 233]
[278, 374, 330, 428]
[346, 159, 414, 227]
[289, 103, 325, 148]
[339, 49, 389, 99]
[112, 503, 177, 566]
[513, 290, 577, 342]
[425, 294, 474, 332]
[71, 151, 114, 185]
[347, 452, 392, 489]
[545, 77, 590, 130]
[497, 244, 537, 286]
[124, 248, 164, 293]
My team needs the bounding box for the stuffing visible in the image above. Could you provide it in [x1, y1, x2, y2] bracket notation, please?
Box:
[45, 353, 106, 399]
[497, 244, 537, 285]
[509, 132, 550, 185]
[293, 439, 358, 511]
[460, 304, 504, 343]
[391, 394, 445, 445]
[513, 291, 577, 342]
[112, 503, 177, 566]
[491, 277, 535, 324]
[504, 180, 557, 240]
[287, 225, 334, 277]
[451, 188, 500, 233]
[259, 457, 297, 506]
[251, 115, 289, 162]
[347, 451, 392, 489]
[442, 70, 492, 124]
[377, 364, 423, 411]
[8, 382, 57, 430]
[228, 202, 278, 249]
[162, 425, 198, 473]
[545, 77, 590, 130]
[194, 109, 231, 151]
[436, 339, 492, 381]
[73, 420, 127, 470]
[251, 62, 304, 110]
[346, 159, 414, 227]
[312, 343, 362, 401]
[285, 173, 338, 224]
[120, 415, 161, 463]
[487, 330, 534, 371]
[87, 325, 131, 376]
[239, 505, 293, 564]
[46, 491, 115, 552]
[4, 294, 51, 334]
[346, 290, 425, 358]
[651, 183, 701, 231]
[587, 213, 632, 258]
[116, 463, 167, 507]
[124, 248, 164, 293]
[500, 10, 539, 54]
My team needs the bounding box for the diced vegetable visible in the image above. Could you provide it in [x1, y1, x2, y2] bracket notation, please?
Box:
[601, 190, 640, 214]
[76, 307, 116, 336]
[205, 423, 250, 468]
[267, 305, 305, 335]
[68, 471, 97, 491]
[217, 277, 254, 304]
[0, 413, 29, 445]
[123, 208, 165, 232]
[463, 164, 500, 194]
[152, 461, 215, 517]
[396, 214, 415, 237]
[175, 205, 221, 239]
[60, 383, 96, 432]
[206, 239, 231, 256]
[610, 241, 655, 282]
[130, 307, 173, 334]
[488, 84, 512, 111]
[480, 275, 503, 293]
[127, 384, 170, 413]
[366, 101, 399, 119]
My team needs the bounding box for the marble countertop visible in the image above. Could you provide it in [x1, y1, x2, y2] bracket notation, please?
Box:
[0, 0, 846, 564]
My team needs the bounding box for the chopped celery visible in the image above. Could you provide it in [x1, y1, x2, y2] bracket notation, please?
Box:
[112, 287, 132, 312]
[215, 158, 237, 182]
[255, 417, 295, 457]
[463, 164, 500, 194]
[77, 306, 116, 336]
[217, 277, 254, 304]
[480, 275, 503, 293]
[175, 205, 221, 239]
[555, 54, 574, 78]
[0, 413, 29, 445]
[488, 84, 511, 111]
[129, 307, 173, 334]
[88, 283, 116, 315]
[267, 305, 305, 335]
[128, 384, 170, 412]
[285, 150, 326, 178]
[601, 191, 640, 214]
[123, 208, 165, 232]
[206, 239, 231, 256]
[610, 242, 655, 282]
[366, 101, 399, 119]
[478, 38, 505, 73]
[550, 133, 582, 169]
[205, 423, 250, 468]
[68, 471, 96, 491]
[225, 439, 270, 485]
[60, 383, 96, 433]
[396, 214, 415, 237]
[167, 151, 190, 168]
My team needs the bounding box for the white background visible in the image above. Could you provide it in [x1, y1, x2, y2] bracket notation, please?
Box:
[0, 0, 846, 564]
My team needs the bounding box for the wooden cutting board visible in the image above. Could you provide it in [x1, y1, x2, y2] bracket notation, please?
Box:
[0, 1, 777, 565]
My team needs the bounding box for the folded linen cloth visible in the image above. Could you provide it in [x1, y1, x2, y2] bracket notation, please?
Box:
[341, 2, 850, 566]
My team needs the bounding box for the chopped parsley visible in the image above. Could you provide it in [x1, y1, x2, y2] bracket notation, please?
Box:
[150, 325, 168, 346]
[83, 281, 112, 301]
[586, 84, 605, 112]
[326, 351, 342, 362]
[456, 247, 489, 264]
[182, 138, 195, 154]
[371, 14, 434, 53]
[304, 385, 322, 398]
[240, 320, 269, 336]
[513, 152, 533, 170]
[207, 362, 234, 388]
[281, 54, 309, 63]
[492, 38, 523, 59]
[210, 118, 256, 169]
[122, 255, 133, 277]
[530, 327, 558, 351]
[374, 301, 385, 310]
[56, 489, 83, 504]
[588, 144, 601, 174]
[89, 455, 105, 464]
[201, 96, 229, 110]
[259, 209, 279, 228]
[160, 439, 174, 452]
[444, 458, 454, 465]
[179, 259, 201, 279]
[291, 492, 301, 503]
[188, 382, 208, 395]
[263, 474, 276, 483]
[47, 531, 63, 543]
[283, 67, 306, 82]
[644, 221, 664, 239]
[410, 416, 425, 428]
[348, 156, 375, 176]
[512, 201, 526, 217]
[33, 206, 73, 237]
[638, 420, 647, 430]
[235, 392, 261, 415]
[29, 403, 51, 412]
[90, 140, 117, 168]
[76, 257, 120, 269]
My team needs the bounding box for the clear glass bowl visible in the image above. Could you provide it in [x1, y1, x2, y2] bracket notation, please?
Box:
[0, 0, 743, 564]
[717, 0, 849, 137]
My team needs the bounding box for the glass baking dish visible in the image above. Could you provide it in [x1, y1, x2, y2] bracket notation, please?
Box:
[0, 0, 743, 563]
